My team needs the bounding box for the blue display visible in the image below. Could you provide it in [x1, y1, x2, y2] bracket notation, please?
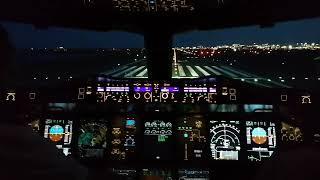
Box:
[126, 120, 136, 126]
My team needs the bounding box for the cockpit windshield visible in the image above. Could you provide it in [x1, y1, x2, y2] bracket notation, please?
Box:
[173, 18, 320, 90]
[1, 22, 146, 81]
[1, 18, 320, 90]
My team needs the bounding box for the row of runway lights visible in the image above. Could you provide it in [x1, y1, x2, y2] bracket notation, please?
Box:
[277, 76, 320, 82]
[33, 76, 73, 80]
[238, 77, 320, 83]
[32, 76, 320, 82]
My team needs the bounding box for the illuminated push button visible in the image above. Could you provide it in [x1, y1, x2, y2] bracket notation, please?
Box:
[161, 92, 169, 100]
[230, 95, 237, 101]
[6, 93, 16, 101]
[134, 93, 141, 99]
[222, 87, 228, 95]
[281, 95, 288, 102]
[86, 86, 92, 95]
[97, 92, 104, 98]
[144, 92, 152, 100]
[301, 96, 311, 104]
[29, 93, 36, 100]
[78, 88, 85, 93]
[229, 88, 236, 94]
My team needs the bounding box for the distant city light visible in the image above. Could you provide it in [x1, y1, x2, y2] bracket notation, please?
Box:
[45, 77, 48, 80]
[118, 64, 121, 66]
[278, 77, 282, 79]
[281, 80, 285, 82]
[254, 79, 258, 82]
[33, 77, 37, 80]
[241, 79, 245, 82]
[69, 76, 73, 79]
[58, 77, 61, 80]
[305, 77, 309, 80]
[267, 79, 272, 82]
[292, 77, 296, 80]
[318, 78, 320, 81]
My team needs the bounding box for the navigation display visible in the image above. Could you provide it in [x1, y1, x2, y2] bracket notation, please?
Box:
[111, 117, 137, 160]
[143, 120, 173, 160]
[246, 121, 277, 161]
[43, 119, 73, 156]
[178, 169, 210, 180]
[209, 120, 241, 160]
[142, 169, 173, 180]
[78, 119, 108, 158]
[177, 115, 207, 160]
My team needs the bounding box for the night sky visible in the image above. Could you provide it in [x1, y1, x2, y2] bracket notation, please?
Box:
[1, 17, 320, 48]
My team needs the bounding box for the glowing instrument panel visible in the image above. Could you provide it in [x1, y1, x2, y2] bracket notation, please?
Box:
[43, 119, 73, 156]
[79, 77, 222, 104]
[177, 115, 207, 160]
[142, 169, 173, 180]
[112, 0, 195, 13]
[96, 82, 130, 103]
[281, 122, 303, 143]
[77, 119, 108, 158]
[143, 120, 173, 160]
[111, 117, 138, 160]
[182, 83, 217, 103]
[178, 169, 210, 180]
[246, 121, 277, 161]
[133, 82, 179, 103]
[209, 120, 241, 160]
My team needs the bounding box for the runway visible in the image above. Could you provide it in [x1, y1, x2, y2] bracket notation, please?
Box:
[102, 64, 290, 88]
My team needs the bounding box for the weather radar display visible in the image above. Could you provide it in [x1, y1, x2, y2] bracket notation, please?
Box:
[44, 119, 73, 156]
[177, 115, 207, 160]
[246, 121, 277, 161]
[78, 119, 108, 158]
[209, 120, 240, 160]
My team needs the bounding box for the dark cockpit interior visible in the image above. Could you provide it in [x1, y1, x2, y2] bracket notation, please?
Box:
[0, 0, 320, 179]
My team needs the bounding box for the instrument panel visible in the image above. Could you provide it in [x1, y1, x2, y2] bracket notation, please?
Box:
[209, 120, 241, 160]
[4, 74, 314, 180]
[39, 114, 284, 163]
[79, 77, 231, 104]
